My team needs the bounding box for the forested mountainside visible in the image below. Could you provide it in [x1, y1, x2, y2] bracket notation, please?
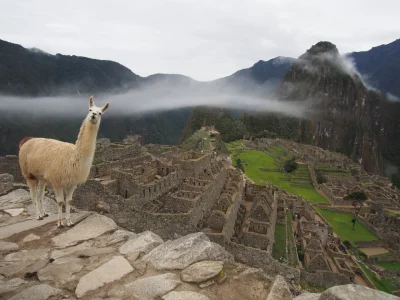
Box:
[0, 38, 290, 155]
[350, 38, 400, 100]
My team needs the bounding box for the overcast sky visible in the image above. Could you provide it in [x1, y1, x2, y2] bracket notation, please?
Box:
[1, 0, 399, 81]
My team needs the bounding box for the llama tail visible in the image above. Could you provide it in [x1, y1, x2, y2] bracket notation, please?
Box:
[19, 137, 33, 148]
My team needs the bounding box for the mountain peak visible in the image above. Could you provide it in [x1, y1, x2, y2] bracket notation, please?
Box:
[306, 41, 339, 56]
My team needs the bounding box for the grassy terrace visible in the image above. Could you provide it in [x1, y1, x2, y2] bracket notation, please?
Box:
[359, 262, 398, 294]
[315, 207, 379, 242]
[272, 223, 287, 262]
[377, 261, 400, 271]
[226, 141, 328, 203]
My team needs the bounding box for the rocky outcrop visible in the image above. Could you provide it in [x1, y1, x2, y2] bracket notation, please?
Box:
[181, 261, 224, 283]
[142, 232, 234, 270]
[318, 284, 400, 300]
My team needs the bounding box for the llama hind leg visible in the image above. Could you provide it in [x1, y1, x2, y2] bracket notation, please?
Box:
[65, 185, 77, 227]
[26, 178, 40, 220]
[53, 187, 64, 228]
[37, 181, 48, 218]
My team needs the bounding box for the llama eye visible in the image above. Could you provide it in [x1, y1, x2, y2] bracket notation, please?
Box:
[89, 109, 92, 112]
[99, 112, 102, 115]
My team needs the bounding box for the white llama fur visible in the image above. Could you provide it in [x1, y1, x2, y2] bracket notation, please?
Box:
[18, 96, 109, 227]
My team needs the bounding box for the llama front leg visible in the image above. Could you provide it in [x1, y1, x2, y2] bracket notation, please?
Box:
[65, 185, 77, 227]
[37, 181, 48, 218]
[53, 187, 64, 228]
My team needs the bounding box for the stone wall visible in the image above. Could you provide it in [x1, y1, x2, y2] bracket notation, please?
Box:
[0, 155, 23, 182]
[300, 269, 351, 288]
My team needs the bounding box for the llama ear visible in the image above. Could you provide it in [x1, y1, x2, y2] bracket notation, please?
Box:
[101, 103, 110, 113]
[89, 96, 94, 108]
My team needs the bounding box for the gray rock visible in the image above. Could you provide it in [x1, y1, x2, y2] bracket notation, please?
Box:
[52, 214, 118, 248]
[132, 260, 147, 275]
[25, 259, 50, 276]
[22, 233, 40, 243]
[107, 229, 137, 246]
[75, 255, 133, 298]
[0, 174, 14, 196]
[162, 291, 210, 300]
[4, 248, 50, 262]
[108, 272, 181, 299]
[38, 257, 83, 284]
[7, 283, 62, 300]
[0, 261, 33, 277]
[74, 247, 115, 258]
[96, 200, 110, 213]
[0, 240, 19, 254]
[266, 275, 292, 300]
[0, 277, 26, 295]
[0, 174, 13, 183]
[0, 189, 30, 209]
[320, 284, 400, 300]
[295, 293, 321, 300]
[181, 260, 224, 283]
[142, 232, 234, 270]
[27, 196, 58, 215]
[51, 240, 94, 260]
[4, 208, 24, 216]
[119, 231, 163, 255]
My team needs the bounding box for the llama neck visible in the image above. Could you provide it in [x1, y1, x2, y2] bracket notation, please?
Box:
[74, 119, 99, 163]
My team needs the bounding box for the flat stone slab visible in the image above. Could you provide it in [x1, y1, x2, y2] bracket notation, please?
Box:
[294, 293, 321, 300]
[108, 272, 181, 299]
[0, 211, 91, 239]
[75, 255, 133, 298]
[51, 240, 94, 260]
[52, 213, 117, 248]
[7, 283, 62, 300]
[0, 278, 26, 295]
[142, 232, 234, 270]
[38, 257, 83, 284]
[5, 248, 50, 262]
[181, 261, 224, 283]
[0, 261, 33, 277]
[119, 231, 163, 255]
[0, 241, 19, 253]
[162, 291, 210, 300]
[4, 208, 24, 217]
[107, 229, 137, 246]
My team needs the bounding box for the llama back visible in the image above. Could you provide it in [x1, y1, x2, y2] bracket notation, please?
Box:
[19, 137, 79, 186]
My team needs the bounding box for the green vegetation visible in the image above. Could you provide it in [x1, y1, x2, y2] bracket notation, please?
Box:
[359, 262, 398, 294]
[227, 141, 328, 203]
[377, 261, 400, 271]
[315, 208, 379, 242]
[272, 224, 287, 262]
[283, 158, 298, 173]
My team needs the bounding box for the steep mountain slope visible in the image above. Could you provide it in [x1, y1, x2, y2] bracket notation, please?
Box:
[275, 41, 400, 178]
[0, 39, 141, 96]
[350, 39, 400, 99]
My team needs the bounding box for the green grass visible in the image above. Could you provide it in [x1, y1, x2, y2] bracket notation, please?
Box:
[316, 208, 379, 242]
[272, 224, 287, 261]
[227, 142, 328, 203]
[377, 261, 400, 271]
[359, 262, 398, 294]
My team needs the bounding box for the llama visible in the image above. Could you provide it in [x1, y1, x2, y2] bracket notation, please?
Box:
[18, 96, 109, 227]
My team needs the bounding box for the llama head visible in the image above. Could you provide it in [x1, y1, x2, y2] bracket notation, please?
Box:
[87, 96, 109, 125]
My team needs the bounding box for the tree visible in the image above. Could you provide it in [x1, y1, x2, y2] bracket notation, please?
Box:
[283, 158, 298, 173]
[344, 191, 368, 230]
[236, 158, 245, 172]
[316, 172, 328, 184]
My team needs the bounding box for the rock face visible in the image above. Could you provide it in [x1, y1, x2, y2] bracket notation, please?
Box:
[0, 189, 30, 209]
[52, 214, 118, 248]
[119, 231, 163, 255]
[0, 278, 26, 295]
[266, 275, 292, 300]
[162, 291, 210, 300]
[142, 232, 234, 270]
[294, 293, 321, 300]
[108, 273, 181, 299]
[319, 284, 400, 300]
[181, 261, 224, 283]
[0, 173, 13, 196]
[8, 283, 62, 300]
[0, 241, 19, 254]
[75, 255, 133, 298]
